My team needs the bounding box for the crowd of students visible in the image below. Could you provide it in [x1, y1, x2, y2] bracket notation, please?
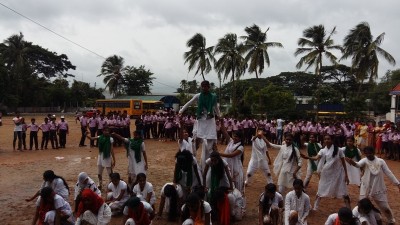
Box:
[22, 112, 400, 225]
[17, 80, 400, 225]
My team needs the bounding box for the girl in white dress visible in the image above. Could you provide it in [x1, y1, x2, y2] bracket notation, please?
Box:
[112, 130, 148, 190]
[106, 172, 130, 215]
[31, 187, 73, 225]
[303, 134, 322, 188]
[26, 170, 70, 202]
[246, 130, 273, 186]
[132, 173, 156, 209]
[258, 183, 284, 225]
[219, 121, 245, 193]
[342, 137, 362, 186]
[174, 150, 203, 196]
[301, 135, 350, 210]
[156, 183, 183, 222]
[269, 133, 302, 194]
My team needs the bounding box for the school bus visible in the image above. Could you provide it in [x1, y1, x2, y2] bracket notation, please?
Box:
[95, 99, 164, 118]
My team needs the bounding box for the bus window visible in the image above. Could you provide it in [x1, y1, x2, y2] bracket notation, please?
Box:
[134, 101, 141, 109]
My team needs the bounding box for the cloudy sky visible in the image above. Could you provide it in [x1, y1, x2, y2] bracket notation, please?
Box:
[1, 0, 399, 95]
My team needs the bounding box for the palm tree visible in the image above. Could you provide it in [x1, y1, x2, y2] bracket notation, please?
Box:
[342, 22, 396, 94]
[214, 33, 247, 112]
[295, 25, 342, 78]
[184, 33, 215, 81]
[0, 32, 33, 106]
[98, 55, 125, 97]
[242, 24, 283, 78]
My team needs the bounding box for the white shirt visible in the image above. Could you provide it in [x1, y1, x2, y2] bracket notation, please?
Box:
[132, 182, 156, 205]
[284, 190, 310, 225]
[107, 180, 129, 202]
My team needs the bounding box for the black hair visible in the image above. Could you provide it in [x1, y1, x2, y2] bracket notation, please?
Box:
[174, 150, 194, 186]
[40, 186, 54, 199]
[293, 178, 304, 188]
[285, 133, 298, 162]
[363, 146, 375, 154]
[110, 172, 121, 180]
[209, 151, 225, 181]
[201, 80, 210, 86]
[262, 183, 277, 214]
[358, 198, 380, 214]
[164, 184, 179, 221]
[134, 173, 146, 186]
[338, 207, 359, 225]
[211, 187, 229, 221]
[43, 170, 69, 195]
[181, 193, 204, 222]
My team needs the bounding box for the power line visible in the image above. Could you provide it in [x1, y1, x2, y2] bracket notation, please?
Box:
[0, 2, 106, 59]
[0, 2, 181, 90]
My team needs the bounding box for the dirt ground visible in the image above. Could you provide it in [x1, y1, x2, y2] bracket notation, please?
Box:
[0, 115, 399, 225]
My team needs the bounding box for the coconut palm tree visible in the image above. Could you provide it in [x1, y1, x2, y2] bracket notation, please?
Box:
[214, 33, 247, 112]
[342, 22, 396, 94]
[98, 55, 125, 97]
[242, 24, 283, 78]
[184, 33, 215, 81]
[295, 25, 342, 78]
[0, 32, 33, 106]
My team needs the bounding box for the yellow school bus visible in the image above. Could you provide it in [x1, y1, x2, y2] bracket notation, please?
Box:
[95, 99, 164, 118]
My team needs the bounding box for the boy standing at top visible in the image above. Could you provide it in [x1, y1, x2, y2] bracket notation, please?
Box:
[179, 80, 220, 163]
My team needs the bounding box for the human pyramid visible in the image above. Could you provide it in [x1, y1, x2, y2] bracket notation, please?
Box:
[21, 80, 400, 225]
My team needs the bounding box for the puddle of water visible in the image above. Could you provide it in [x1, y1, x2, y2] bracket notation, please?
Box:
[55, 156, 64, 160]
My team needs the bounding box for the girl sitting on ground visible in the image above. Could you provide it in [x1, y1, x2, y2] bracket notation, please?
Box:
[31, 187, 73, 225]
[106, 172, 130, 216]
[123, 196, 155, 225]
[132, 173, 156, 210]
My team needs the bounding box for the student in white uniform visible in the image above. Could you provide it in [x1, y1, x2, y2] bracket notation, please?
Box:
[346, 146, 400, 225]
[246, 129, 273, 186]
[203, 151, 234, 204]
[86, 127, 116, 190]
[123, 196, 154, 225]
[353, 198, 382, 225]
[106, 172, 130, 216]
[132, 173, 156, 209]
[258, 183, 284, 225]
[31, 187, 73, 225]
[112, 130, 148, 190]
[219, 121, 245, 194]
[26, 170, 70, 202]
[325, 207, 360, 225]
[301, 135, 350, 211]
[341, 137, 362, 186]
[179, 80, 221, 170]
[284, 179, 310, 225]
[269, 133, 302, 194]
[156, 183, 184, 222]
[74, 172, 101, 214]
[303, 134, 321, 188]
[75, 189, 112, 225]
[174, 150, 203, 196]
[178, 119, 195, 155]
[181, 193, 212, 225]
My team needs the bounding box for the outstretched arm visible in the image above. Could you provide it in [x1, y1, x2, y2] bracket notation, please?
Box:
[179, 94, 199, 114]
